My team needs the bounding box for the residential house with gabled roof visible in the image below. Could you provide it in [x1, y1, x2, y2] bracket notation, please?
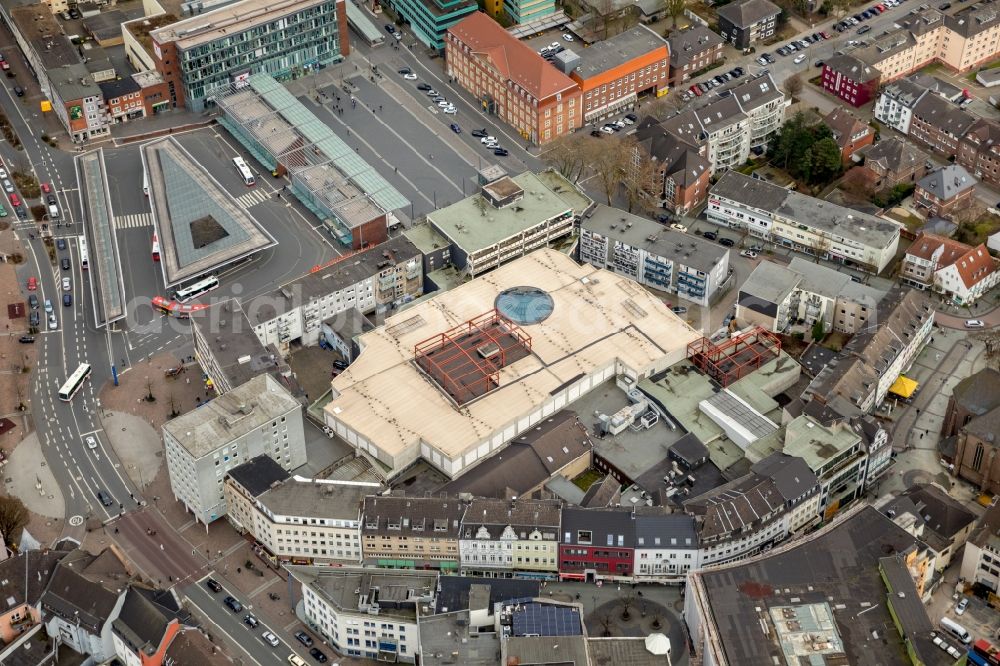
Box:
[957, 117, 1000, 187]
[909, 93, 977, 156]
[558, 508, 636, 581]
[901, 232, 998, 304]
[881, 482, 977, 570]
[361, 494, 465, 571]
[667, 26, 725, 86]
[459, 498, 562, 579]
[914, 164, 977, 219]
[824, 107, 874, 164]
[856, 138, 928, 189]
[633, 119, 711, 215]
[821, 54, 881, 107]
[716, 0, 781, 49]
[111, 587, 191, 666]
[0, 548, 71, 644]
[960, 499, 1000, 593]
[445, 12, 582, 145]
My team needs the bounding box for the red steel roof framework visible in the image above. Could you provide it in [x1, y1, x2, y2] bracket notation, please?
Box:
[414, 309, 533, 405]
[687, 326, 782, 387]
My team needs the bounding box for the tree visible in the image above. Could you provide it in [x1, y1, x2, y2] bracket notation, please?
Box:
[145, 378, 155, 402]
[976, 331, 1000, 370]
[667, 0, 686, 27]
[541, 134, 594, 183]
[598, 613, 613, 637]
[0, 496, 29, 551]
[590, 135, 633, 205]
[783, 73, 803, 99]
[623, 143, 662, 213]
[809, 137, 843, 185]
[811, 319, 826, 341]
[620, 590, 636, 621]
[168, 393, 180, 419]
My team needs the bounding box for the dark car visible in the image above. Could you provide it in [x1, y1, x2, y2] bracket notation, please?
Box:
[96, 490, 113, 507]
[47, 194, 57, 205]
[590, 130, 603, 137]
[224, 596, 243, 613]
[384, 23, 395, 32]
[28, 294, 38, 310]
[857, 25, 871, 33]
[702, 231, 718, 241]
[449, 123, 461, 134]
[938, 1, 950, 7]
[309, 647, 328, 663]
[333, 359, 349, 370]
[29, 311, 39, 328]
[63, 293, 72, 307]
[56, 238, 66, 250]
[398, 67, 412, 75]
[493, 148, 509, 156]
[61, 258, 70, 270]
[13, 86, 23, 97]
[814, 59, 825, 67]
[718, 237, 735, 247]
[295, 631, 314, 647]
[417, 83, 432, 91]
[624, 113, 637, 121]
[18, 335, 34, 344]
[471, 128, 488, 137]
[206, 579, 223, 593]
[244, 614, 259, 628]
[69, 7, 80, 17]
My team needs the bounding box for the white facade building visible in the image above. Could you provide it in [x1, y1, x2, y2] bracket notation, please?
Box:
[459, 498, 562, 578]
[873, 78, 929, 134]
[633, 514, 701, 581]
[163, 374, 306, 526]
[291, 568, 436, 663]
[960, 502, 1000, 593]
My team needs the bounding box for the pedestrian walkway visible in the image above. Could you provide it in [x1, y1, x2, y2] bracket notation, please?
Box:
[235, 189, 272, 209]
[114, 213, 153, 229]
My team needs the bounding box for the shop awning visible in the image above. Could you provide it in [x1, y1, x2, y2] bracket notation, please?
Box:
[889, 375, 918, 399]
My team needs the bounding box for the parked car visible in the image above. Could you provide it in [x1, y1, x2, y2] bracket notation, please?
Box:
[702, 231, 718, 241]
[296, 631, 314, 648]
[29, 311, 39, 328]
[480, 136, 497, 144]
[493, 148, 509, 157]
[671, 306, 688, 315]
[28, 294, 38, 309]
[206, 579, 223, 593]
[261, 632, 280, 647]
[718, 237, 735, 247]
[740, 249, 759, 258]
[26, 276, 37, 291]
[417, 83, 432, 91]
[793, 54, 806, 64]
[224, 596, 243, 613]
[13, 86, 23, 97]
[18, 335, 34, 344]
[563, 33, 574, 41]
[955, 598, 969, 615]
[403, 73, 417, 80]
[332, 359, 349, 370]
[442, 105, 457, 114]
[964, 319, 985, 328]
[449, 123, 461, 134]
[471, 128, 488, 137]
[244, 614, 259, 628]
[309, 647, 328, 663]
[857, 25, 872, 33]
[670, 223, 688, 232]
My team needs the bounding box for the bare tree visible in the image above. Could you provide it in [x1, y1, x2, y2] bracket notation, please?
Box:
[623, 142, 662, 214]
[590, 135, 633, 205]
[145, 378, 155, 402]
[667, 0, 686, 27]
[14, 382, 25, 411]
[168, 393, 180, 419]
[976, 331, 1000, 370]
[598, 612, 614, 637]
[620, 590, 636, 621]
[784, 74, 803, 99]
[651, 613, 663, 630]
[541, 134, 593, 183]
[0, 496, 29, 550]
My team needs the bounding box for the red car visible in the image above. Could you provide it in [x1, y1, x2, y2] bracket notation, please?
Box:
[0, 62, 9, 72]
[26, 277, 36, 291]
[9, 193, 20, 206]
[690, 84, 703, 96]
[40, 182, 51, 193]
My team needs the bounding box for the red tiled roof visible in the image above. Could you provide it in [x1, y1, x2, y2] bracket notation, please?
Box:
[908, 232, 998, 289]
[448, 12, 579, 102]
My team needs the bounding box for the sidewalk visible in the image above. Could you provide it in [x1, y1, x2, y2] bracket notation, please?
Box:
[3, 431, 64, 518]
[100, 410, 163, 491]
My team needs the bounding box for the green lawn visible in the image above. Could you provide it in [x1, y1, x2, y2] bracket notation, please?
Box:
[572, 469, 604, 491]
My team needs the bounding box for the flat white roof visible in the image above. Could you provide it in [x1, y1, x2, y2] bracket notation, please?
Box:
[324, 249, 700, 468]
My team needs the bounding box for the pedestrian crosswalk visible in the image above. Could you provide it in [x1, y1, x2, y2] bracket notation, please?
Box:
[235, 189, 273, 209]
[115, 213, 153, 229]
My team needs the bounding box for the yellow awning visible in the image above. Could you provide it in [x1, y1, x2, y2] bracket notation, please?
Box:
[889, 375, 918, 399]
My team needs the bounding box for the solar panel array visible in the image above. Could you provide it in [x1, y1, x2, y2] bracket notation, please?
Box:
[511, 602, 582, 637]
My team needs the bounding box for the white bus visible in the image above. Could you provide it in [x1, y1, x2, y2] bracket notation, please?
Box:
[58, 363, 92, 401]
[152, 233, 160, 262]
[143, 169, 149, 197]
[172, 275, 219, 303]
[233, 157, 255, 186]
[78, 236, 88, 271]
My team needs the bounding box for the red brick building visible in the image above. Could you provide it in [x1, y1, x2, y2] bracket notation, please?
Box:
[957, 118, 1000, 188]
[667, 26, 725, 87]
[824, 107, 874, 164]
[821, 55, 880, 107]
[559, 508, 635, 581]
[446, 12, 581, 145]
[914, 165, 976, 219]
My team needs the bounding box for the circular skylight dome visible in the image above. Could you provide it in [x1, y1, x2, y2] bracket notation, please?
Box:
[495, 286, 554, 325]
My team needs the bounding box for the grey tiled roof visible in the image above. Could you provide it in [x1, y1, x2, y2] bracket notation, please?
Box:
[560, 508, 635, 547]
[950, 368, 1000, 417]
[717, 0, 781, 27]
[226, 455, 290, 498]
[668, 26, 725, 67]
[917, 164, 976, 201]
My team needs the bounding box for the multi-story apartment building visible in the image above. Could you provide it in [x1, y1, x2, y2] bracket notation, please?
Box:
[633, 119, 711, 214]
[446, 13, 581, 145]
[566, 25, 670, 124]
[225, 456, 381, 565]
[914, 164, 977, 219]
[667, 26, 725, 87]
[902, 232, 999, 304]
[425, 172, 585, 278]
[874, 78, 930, 134]
[737, 257, 882, 335]
[243, 236, 422, 355]
[579, 205, 730, 307]
[558, 509, 635, 582]
[291, 567, 436, 663]
[654, 73, 787, 173]
[708, 171, 901, 274]
[807, 287, 934, 414]
[881, 483, 977, 571]
[957, 118, 1000, 188]
[458, 498, 562, 578]
[685, 454, 820, 566]
[148, 0, 349, 110]
[632, 513, 700, 581]
[389, 0, 477, 49]
[960, 499, 1000, 593]
[909, 93, 977, 156]
[821, 54, 881, 107]
[361, 495, 465, 571]
[162, 374, 306, 525]
[716, 0, 781, 49]
[504, 0, 554, 25]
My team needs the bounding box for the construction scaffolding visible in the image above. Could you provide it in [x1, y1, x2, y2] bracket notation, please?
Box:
[414, 310, 533, 406]
[687, 326, 782, 388]
[215, 74, 409, 246]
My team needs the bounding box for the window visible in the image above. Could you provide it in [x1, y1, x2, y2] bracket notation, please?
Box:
[577, 530, 592, 545]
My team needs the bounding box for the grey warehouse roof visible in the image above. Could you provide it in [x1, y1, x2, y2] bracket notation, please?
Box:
[162, 374, 301, 459]
[570, 25, 667, 79]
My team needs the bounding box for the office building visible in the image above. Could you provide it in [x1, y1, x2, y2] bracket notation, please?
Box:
[579, 205, 730, 307]
[632, 512, 699, 581]
[389, 0, 477, 49]
[504, 0, 555, 24]
[148, 0, 350, 110]
[163, 374, 306, 525]
[446, 13, 581, 145]
[708, 171, 901, 274]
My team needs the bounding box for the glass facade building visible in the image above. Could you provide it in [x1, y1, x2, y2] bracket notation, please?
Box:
[387, 0, 476, 50]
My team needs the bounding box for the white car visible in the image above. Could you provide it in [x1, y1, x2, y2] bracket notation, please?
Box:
[62, 277, 71, 291]
[44, 299, 53, 314]
[757, 56, 769, 65]
[403, 72, 417, 80]
[964, 319, 985, 329]
[793, 54, 806, 64]
[437, 100, 451, 107]
[620, 117, 634, 125]
[740, 250, 759, 259]
[47, 314, 57, 330]
[261, 631, 280, 647]
[670, 223, 688, 233]
[563, 33, 574, 41]
[955, 598, 969, 615]
[442, 106, 457, 114]
[0, 168, 7, 179]
[480, 136, 497, 144]
[550, 41, 560, 49]
[86, 436, 97, 450]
